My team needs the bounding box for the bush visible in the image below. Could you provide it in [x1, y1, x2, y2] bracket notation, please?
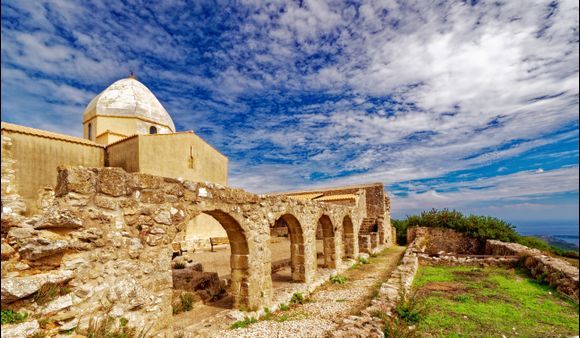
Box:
[357, 256, 369, 265]
[230, 317, 257, 329]
[180, 293, 194, 312]
[290, 292, 306, 305]
[392, 219, 410, 245]
[330, 274, 347, 284]
[279, 303, 289, 311]
[1, 310, 28, 325]
[173, 292, 195, 314]
[406, 209, 519, 242]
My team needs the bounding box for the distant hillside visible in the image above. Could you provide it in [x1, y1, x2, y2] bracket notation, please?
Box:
[533, 235, 579, 252]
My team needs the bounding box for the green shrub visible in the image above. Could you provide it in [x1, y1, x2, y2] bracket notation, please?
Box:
[392, 219, 410, 245]
[180, 293, 194, 312]
[173, 293, 195, 314]
[290, 292, 306, 305]
[395, 292, 425, 325]
[330, 274, 347, 284]
[405, 209, 519, 242]
[357, 256, 369, 265]
[279, 303, 289, 311]
[1, 310, 28, 325]
[230, 317, 257, 329]
[401, 209, 576, 257]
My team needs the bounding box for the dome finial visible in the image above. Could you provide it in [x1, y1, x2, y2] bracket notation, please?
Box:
[128, 70, 137, 79]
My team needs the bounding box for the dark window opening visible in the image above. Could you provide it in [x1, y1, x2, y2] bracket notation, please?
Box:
[88, 123, 92, 140]
[150, 126, 158, 134]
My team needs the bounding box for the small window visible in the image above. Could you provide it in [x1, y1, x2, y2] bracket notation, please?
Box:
[149, 126, 158, 134]
[88, 123, 92, 140]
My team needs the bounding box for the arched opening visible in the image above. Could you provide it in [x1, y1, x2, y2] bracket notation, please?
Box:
[342, 215, 355, 258]
[87, 123, 92, 140]
[172, 210, 250, 311]
[271, 214, 305, 283]
[316, 215, 336, 269]
[149, 125, 158, 134]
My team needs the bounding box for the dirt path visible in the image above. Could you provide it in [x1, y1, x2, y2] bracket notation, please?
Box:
[217, 245, 407, 338]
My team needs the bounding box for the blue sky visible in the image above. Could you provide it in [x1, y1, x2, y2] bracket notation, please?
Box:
[1, 0, 578, 229]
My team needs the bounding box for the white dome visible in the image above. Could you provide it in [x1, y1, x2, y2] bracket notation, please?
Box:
[83, 77, 175, 132]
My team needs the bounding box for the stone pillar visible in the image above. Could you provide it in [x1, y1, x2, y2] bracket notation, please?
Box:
[377, 218, 385, 244]
[323, 237, 336, 268]
[343, 234, 354, 258]
[370, 232, 379, 249]
[358, 234, 371, 253]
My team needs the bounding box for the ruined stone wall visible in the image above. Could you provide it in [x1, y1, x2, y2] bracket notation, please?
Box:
[407, 226, 484, 254]
[1, 167, 367, 337]
[486, 240, 579, 302]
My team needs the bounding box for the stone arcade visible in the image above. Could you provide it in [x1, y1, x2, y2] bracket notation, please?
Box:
[1, 76, 394, 336]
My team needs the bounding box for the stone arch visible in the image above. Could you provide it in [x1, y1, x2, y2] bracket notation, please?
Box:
[317, 215, 336, 269]
[201, 209, 250, 308]
[342, 215, 355, 258]
[275, 213, 306, 282]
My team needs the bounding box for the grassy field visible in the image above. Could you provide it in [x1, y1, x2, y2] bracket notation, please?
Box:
[408, 266, 579, 337]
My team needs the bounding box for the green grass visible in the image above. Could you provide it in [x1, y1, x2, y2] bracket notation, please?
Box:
[230, 317, 258, 329]
[410, 266, 579, 337]
[1, 310, 28, 325]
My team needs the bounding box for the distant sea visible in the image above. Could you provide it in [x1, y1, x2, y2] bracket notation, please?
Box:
[513, 222, 579, 246]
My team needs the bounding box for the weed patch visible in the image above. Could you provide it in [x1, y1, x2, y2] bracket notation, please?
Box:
[230, 317, 257, 329]
[330, 274, 347, 284]
[79, 316, 151, 338]
[1, 310, 28, 325]
[357, 257, 369, 265]
[290, 292, 306, 305]
[34, 282, 71, 305]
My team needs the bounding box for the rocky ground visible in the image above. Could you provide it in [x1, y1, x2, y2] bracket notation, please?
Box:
[186, 245, 406, 338]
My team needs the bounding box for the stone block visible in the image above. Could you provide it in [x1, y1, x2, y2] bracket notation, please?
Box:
[18, 238, 70, 260]
[1, 320, 39, 338]
[1, 269, 74, 303]
[132, 173, 163, 189]
[55, 167, 97, 196]
[96, 167, 132, 197]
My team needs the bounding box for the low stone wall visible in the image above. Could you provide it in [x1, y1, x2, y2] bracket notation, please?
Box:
[407, 226, 484, 254]
[417, 253, 519, 267]
[486, 240, 579, 302]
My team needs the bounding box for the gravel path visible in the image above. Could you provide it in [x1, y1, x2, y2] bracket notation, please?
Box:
[218, 246, 407, 338]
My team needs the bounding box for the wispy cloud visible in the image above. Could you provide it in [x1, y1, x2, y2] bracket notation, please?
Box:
[1, 0, 578, 223]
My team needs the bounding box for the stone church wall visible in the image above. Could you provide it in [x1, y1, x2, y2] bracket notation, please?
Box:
[1, 123, 105, 215]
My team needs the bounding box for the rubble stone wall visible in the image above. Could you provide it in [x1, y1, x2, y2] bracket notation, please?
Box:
[407, 226, 484, 254]
[486, 240, 579, 302]
[1, 166, 369, 336]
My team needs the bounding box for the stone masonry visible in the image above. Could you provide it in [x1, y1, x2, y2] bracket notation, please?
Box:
[1, 166, 372, 337]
